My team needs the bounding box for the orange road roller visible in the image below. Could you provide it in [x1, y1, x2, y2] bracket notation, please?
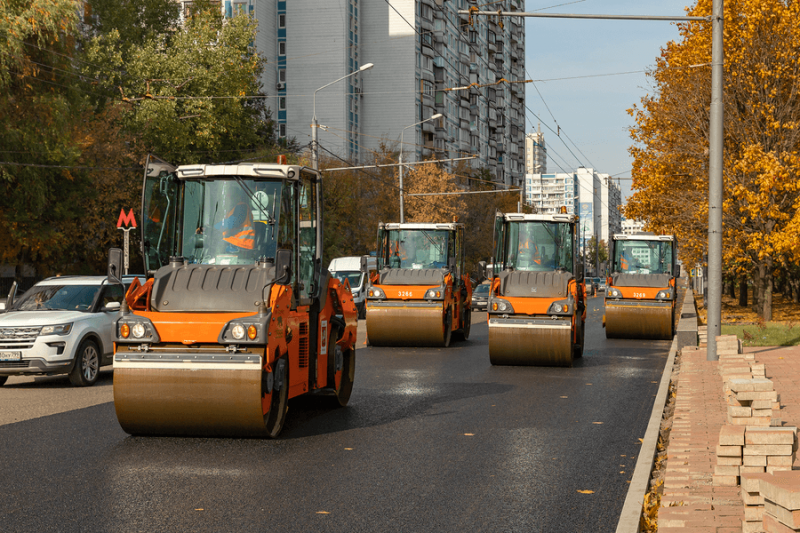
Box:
[487, 211, 586, 366]
[365, 222, 472, 347]
[107, 156, 358, 438]
[604, 233, 677, 340]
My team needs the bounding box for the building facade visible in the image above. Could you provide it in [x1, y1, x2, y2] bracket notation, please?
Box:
[207, 0, 525, 188]
[524, 124, 546, 174]
[525, 167, 622, 254]
[621, 217, 646, 235]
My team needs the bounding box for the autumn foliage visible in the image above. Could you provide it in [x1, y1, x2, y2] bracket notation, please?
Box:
[626, 0, 800, 319]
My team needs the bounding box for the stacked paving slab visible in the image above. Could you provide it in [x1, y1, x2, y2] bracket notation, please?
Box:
[701, 334, 800, 532]
[740, 471, 800, 532]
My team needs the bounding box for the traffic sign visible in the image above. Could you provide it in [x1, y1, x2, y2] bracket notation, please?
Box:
[117, 208, 137, 228]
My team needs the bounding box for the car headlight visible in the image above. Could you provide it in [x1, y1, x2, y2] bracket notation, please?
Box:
[231, 324, 246, 340]
[425, 289, 442, 299]
[368, 287, 385, 299]
[132, 323, 146, 339]
[40, 323, 72, 336]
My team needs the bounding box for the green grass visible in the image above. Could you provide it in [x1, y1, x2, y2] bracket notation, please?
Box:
[722, 322, 800, 347]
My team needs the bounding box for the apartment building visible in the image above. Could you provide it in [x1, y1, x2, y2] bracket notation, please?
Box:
[621, 217, 646, 235]
[524, 124, 546, 174]
[525, 167, 622, 250]
[203, 0, 525, 188]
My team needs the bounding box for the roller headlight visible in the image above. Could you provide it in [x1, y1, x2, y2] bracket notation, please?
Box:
[231, 324, 246, 340]
[425, 289, 442, 299]
[548, 301, 572, 315]
[608, 288, 622, 298]
[490, 299, 513, 313]
[132, 323, 146, 339]
[368, 287, 385, 299]
[656, 289, 673, 300]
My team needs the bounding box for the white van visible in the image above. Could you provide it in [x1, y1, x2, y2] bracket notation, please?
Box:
[328, 256, 375, 319]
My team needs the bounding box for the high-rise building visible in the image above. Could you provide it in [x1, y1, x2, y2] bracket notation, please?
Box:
[525, 167, 622, 250]
[621, 217, 646, 235]
[214, 0, 526, 188]
[524, 124, 546, 174]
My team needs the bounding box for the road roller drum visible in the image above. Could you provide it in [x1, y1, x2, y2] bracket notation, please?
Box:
[605, 300, 672, 340]
[366, 303, 448, 346]
[488, 318, 573, 366]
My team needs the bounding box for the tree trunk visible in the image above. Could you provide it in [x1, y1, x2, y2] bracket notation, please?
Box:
[738, 276, 748, 307]
[763, 273, 773, 321]
[728, 277, 736, 298]
[754, 260, 773, 320]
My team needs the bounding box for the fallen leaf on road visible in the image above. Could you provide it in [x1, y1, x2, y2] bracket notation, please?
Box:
[464, 433, 474, 436]
[620, 471, 625, 474]
[592, 422, 603, 425]
[560, 396, 568, 398]
[651, 381, 658, 383]
[345, 448, 353, 450]
[317, 511, 330, 515]
[577, 490, 594, 494]
[638, 438, 644, 443]
[586, 383, 592, 385]
[195, 509, 204, 511]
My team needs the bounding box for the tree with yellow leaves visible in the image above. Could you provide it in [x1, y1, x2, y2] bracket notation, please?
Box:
[627, 0, 800, 320]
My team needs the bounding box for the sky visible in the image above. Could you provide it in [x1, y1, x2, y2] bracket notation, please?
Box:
[522, 0, 695, 202]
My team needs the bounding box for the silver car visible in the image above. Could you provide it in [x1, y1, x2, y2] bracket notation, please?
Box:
[0, 276, 131, 387]
[471, 282, 491, 311]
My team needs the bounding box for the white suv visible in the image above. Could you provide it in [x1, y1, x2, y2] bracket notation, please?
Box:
[0, 276, 129, 387]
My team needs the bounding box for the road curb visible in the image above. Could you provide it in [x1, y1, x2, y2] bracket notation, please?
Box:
[615, 336, 678, 533]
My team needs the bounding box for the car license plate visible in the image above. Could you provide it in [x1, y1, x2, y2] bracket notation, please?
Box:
[0, 351, 21, 361]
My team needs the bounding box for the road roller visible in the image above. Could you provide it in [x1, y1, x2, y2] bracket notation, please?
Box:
[487, 211, 586, 367]
[604, 233, 677, 340]
[365, 222, 472, 347]
[107, 155, 358, 438]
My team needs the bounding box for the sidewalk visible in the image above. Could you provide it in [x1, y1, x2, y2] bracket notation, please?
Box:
[656, 343, 800, 532]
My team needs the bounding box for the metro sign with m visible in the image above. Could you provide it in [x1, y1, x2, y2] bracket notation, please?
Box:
[117, 209, 137, 229]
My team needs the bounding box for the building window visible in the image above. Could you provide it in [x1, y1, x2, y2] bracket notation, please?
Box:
[279, 124, 286, 137]
[279, 69, 286, 82]
[279, 97, 286, 110]
[278, 14, 286, 28]
[278, 41, 286, 56]
[232, 2, 248, 17]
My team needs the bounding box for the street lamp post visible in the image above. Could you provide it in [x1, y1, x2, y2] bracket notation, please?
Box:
[311, 62, 374, 170]
[399, 113, 442, 223]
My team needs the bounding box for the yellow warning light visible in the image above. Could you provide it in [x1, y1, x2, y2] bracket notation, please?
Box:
[453, 216, 459, 223]
[560, 206, 568, 214]
[247, 325, 258, 340]
[277, 155, 287, 165]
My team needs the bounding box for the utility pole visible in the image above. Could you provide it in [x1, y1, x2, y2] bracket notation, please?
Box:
[707, 0, 724, 361]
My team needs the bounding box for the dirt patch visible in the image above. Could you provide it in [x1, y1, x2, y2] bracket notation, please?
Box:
[694, 290, 800, 326]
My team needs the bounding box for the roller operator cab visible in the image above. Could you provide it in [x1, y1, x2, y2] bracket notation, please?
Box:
[109, 155, 358, 438]
[487, 212, 586, 367]
[365, 222, 472, 347]
[604, 233, 677, 340]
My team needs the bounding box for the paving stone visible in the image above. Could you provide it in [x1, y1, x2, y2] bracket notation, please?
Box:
[766, 499, 800, 529]
[745, 455, 769, 467]
[742, 473, 778, 492]
[745, 445, 795, 457]
[764, 512, 800, 532]
[768, 456, 794, 466]
[718, 444, 744, 457]
[746, 427, 797, 445]
[741, 465, 767, 474]
[744, 504, 765, 521]
[718, 456, 744, 466]
[720, 425, 746, 445]
[729, 406, 754, 417]
[759, 472, 800, 510]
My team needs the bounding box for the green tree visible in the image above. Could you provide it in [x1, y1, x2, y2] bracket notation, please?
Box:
[83, 6, 268, 164]
[83, 0, 181, 51]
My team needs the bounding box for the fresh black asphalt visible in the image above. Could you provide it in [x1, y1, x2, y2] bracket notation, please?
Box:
[0, 296, 669, 532]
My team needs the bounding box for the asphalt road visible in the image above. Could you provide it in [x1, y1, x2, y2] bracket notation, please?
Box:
[0, 295, 670, 533]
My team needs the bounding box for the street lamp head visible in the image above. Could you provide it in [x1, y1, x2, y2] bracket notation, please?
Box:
[431, 113, 442, 120]
[359, 63, 374, 72]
